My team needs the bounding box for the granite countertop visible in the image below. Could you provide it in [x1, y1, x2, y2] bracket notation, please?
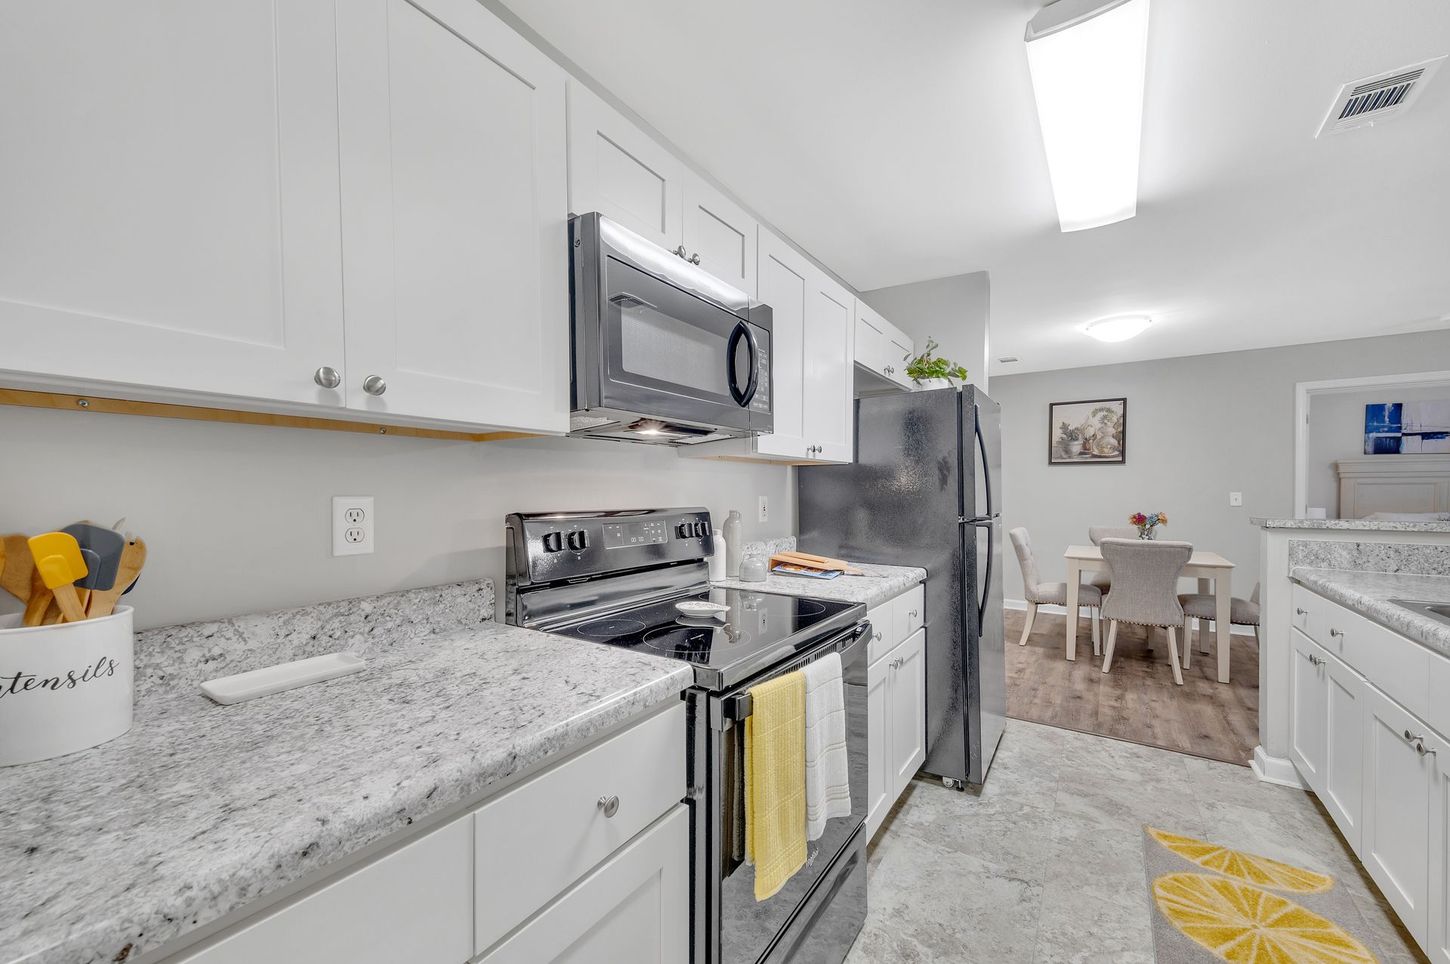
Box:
[1292, 567, 1450, 658]
[0, 620, 692, 964]
[714, 561, 926, 609]
[1256, 517, 1450, 533]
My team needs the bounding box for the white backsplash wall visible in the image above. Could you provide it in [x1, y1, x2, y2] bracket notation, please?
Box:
[0, 407, 794, 629]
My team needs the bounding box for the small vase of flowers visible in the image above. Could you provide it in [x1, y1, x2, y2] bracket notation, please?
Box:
[1130, 511, 1167, 539]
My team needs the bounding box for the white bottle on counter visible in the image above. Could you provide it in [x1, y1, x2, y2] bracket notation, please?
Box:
[723, 510, 744, 578]
[708, 529, 727, 581]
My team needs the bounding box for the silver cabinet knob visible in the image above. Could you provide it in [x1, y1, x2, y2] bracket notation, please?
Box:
[362, 375, 387, 396]
[689, 253, 702, 265]
[1307, 653, 1322, 666]
[873, 630, 883, 641]
[597, 794, 620, 818]
[674, 244, 689, 259]
[1329, 628, 1343, 638]
[1295, 608, 1307, 616]
[313, 366, 341, 389]
[910, 609, 919, 618]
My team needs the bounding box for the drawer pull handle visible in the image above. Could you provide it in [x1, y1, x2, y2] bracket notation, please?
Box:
[1405, 732, 1437, 756]
[1328, 628, 1343, 638]
[873, 631, 883, 641]
[597, 795, 620, 818]
[909, 609, 919, 618]
[1295, 608, 1307, 616]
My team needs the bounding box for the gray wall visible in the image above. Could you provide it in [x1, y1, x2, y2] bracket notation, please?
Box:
[991, 328, 1450, 603]
[1306, 383, 1450, 516]
[0, 407, 793, 629]
[862, 272, 991, 392]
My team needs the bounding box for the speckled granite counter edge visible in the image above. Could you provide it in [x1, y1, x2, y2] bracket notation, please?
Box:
[714, 562, 926, 609]
[1256, 517, 1450, 533]
[1291, 567, 1450, 658]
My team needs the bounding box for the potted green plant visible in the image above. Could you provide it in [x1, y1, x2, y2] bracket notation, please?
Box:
[903, 338, 968, 390]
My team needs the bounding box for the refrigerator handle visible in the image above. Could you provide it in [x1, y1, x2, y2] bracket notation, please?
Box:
[975, 406, 993, 520]
[970, 519, 994, 628]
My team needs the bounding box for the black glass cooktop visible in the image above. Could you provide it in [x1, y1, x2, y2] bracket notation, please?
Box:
[552, 587, 857, 685]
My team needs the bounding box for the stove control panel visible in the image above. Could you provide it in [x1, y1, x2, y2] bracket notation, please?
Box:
[506, 508, 714, 587]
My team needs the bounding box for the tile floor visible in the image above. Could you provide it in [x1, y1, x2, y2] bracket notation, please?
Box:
[845, 718, 1425, 963]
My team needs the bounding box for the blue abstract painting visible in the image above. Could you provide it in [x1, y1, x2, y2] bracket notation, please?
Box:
[1365, 400, 1450, 454]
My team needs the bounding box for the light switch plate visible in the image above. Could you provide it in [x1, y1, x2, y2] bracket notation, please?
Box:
[333, 496, 374, 556]
[1229, 492, 1243, 507]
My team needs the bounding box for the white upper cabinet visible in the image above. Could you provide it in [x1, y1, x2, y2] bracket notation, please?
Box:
[0, 1, 347, 406]
[337, 0, 568, 432]
[682, 178, 758, 296]
[753, 231, 810, 459]
[565, 81, 757, 297]
[567, 83, 684, 253]
[853, 300, 915, 392]
[804, 272, 855, 462]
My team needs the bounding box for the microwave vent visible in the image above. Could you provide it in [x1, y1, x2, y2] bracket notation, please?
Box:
[1316, 56, 1445, 136]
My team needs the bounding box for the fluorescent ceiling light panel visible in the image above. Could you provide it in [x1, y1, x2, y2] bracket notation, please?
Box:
[1025, 0, 1150, 232]
[1084, 315, 1151, 342]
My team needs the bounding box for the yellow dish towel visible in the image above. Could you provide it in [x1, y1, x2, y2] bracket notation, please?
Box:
[744, 671, 808, 901]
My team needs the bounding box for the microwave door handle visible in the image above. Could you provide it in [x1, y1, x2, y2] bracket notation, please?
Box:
[726, 320, 759, 407]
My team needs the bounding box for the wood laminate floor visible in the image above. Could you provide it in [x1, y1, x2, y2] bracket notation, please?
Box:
[1004, 608, 1259, 766]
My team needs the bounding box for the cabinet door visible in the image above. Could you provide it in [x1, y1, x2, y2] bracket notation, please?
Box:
[0, 1, 346, 406]
[752, 230, 811, 460]
[803, 270, 855, 463]
[682, 175, 758, 296]
[1362, 684, 1434, 946]
[853, 301, 890, 376]
[566, 83, 683, 252]
[481, 807, 689, 962]
[1321, 654, 1365, 854]
[890, 629, 927, 792]
[1427, 728, 1450, 964]
[1289, 630, 1327, 790]
[336, 0, 568, 431]
[865, 655, 891, 839]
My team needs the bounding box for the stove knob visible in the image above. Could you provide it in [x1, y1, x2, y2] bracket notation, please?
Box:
[693, 521, 709, 537]
[675, 522, 692, 539]
[542, 531, 564, 553]
[567, 530, 590, 551]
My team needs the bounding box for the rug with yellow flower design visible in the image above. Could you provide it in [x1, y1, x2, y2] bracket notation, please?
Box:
[1142, 827, 1388, 963]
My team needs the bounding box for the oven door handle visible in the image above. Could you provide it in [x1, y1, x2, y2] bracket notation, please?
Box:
[726, 320, 759, 408]
[720, 622, 868, 723]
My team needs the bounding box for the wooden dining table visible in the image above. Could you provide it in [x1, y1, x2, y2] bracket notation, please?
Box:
[1063, 544, 1237, 683]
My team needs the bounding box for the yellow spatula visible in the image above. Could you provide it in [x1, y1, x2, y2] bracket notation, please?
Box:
[27, 532, 89, 623]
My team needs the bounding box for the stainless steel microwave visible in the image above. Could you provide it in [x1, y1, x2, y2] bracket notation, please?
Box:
[568, 213, 772, 444]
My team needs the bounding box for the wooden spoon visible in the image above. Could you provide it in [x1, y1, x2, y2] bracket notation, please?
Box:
[1, 534, 35, 603]
[23, 570, 53, 627]
[85, 537, 147, 619]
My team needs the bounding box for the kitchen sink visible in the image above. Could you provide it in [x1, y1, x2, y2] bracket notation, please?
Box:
[1391, 599, 1450, 627]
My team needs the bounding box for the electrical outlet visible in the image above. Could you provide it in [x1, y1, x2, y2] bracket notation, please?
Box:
[757, 496, 769, 524]
[1229, 492, 1243, 507]
[333, 496, 374, 556]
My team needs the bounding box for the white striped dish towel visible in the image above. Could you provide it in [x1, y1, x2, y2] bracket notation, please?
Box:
[801, 652, 851, 840]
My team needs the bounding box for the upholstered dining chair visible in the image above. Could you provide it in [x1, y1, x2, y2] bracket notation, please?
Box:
[1178, 583, 1261, 670]
[1099, 539, 1194, 685]
[1086, 526, 1139, 593]
[1009, 527, 1102, 652]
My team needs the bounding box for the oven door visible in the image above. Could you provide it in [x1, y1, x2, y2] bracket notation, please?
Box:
[705, 622, 869, 964]
[575, 214, 772, 433]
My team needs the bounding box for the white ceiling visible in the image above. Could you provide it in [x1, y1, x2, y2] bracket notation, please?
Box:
[501, 0, 1450, 375]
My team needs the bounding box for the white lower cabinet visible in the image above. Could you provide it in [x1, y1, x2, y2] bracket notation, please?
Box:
[865, 585, 928, 839]
[168, 704, 685, 964]
[482, 806, 688, 962]
[1288, 584, 1450, 957]
[1362, 684, 1437, 946]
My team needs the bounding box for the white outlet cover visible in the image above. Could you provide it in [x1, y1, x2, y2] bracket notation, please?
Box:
[1229, 492, 1243, 507]
[757, 496, 769, 524]
[333, 496, 374, 556]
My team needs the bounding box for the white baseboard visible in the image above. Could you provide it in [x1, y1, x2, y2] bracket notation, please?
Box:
[1252, 746, 1307, 789]
[1003, 598, 1258, 638]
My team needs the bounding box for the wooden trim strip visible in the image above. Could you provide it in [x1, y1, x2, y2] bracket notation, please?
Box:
[0, 388, 540, 444]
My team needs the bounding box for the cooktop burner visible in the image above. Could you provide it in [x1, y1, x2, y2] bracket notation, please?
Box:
[552, 587, 857, 682]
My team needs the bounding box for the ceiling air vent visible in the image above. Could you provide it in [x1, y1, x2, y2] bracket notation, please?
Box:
[1317, 56, 1446, 136]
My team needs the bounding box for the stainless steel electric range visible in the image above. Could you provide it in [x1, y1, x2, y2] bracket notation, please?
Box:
[505, 508, 869, 964]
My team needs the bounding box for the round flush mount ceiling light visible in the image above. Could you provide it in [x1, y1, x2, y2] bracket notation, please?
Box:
[1084, 315, 1152, 342]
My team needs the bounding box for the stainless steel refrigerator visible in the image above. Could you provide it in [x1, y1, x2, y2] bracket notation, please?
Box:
[797, 385, 1006, 787]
